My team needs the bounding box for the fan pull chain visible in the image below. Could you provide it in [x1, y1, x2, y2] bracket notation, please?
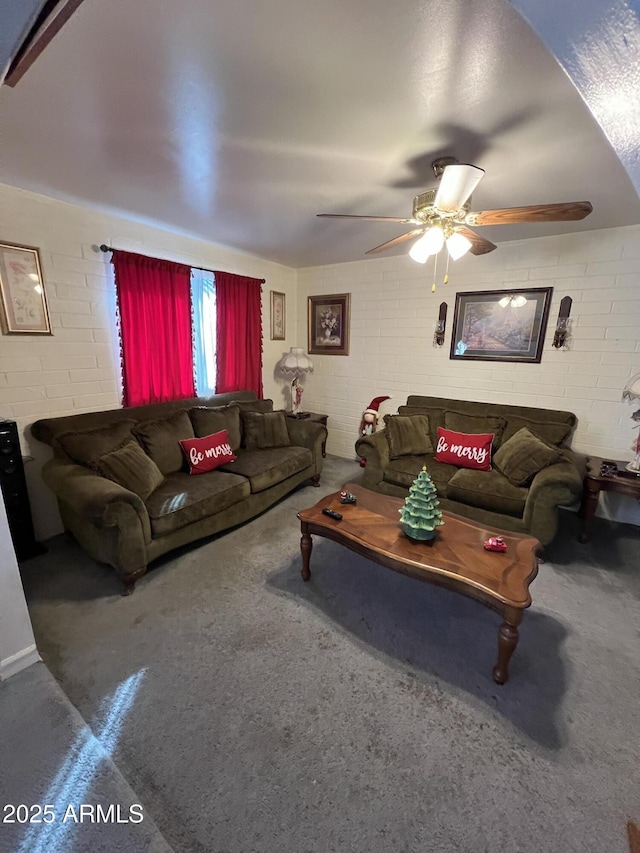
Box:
[443, 251, 450, 285]
[431, 252, 438, 292]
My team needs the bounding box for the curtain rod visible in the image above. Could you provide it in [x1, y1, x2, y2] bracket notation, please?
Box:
[99, 245, 265, 282]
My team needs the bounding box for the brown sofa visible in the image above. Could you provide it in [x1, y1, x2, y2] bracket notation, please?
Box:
[355, 394, 584, 546]
[32, 391, 326, 593]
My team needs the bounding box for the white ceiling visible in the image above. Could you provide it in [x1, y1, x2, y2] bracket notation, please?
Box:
[1, 0, 639, 268]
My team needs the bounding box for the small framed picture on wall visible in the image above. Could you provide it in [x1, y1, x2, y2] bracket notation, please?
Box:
[270, 290, 286, 340]
[0, 242, 52, 335]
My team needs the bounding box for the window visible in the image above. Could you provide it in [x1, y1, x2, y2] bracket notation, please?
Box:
[191, 269, 217, 395]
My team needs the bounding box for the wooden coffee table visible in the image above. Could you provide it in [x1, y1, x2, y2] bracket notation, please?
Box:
[298, 483, 540, 684]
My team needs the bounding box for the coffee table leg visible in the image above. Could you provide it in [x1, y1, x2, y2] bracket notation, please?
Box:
[492, 606, 523, 685]
[300, 524, 313, 581]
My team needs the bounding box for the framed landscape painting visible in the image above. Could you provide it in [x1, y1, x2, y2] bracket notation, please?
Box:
[0, 242, 52, 335]
[450, 287, 552, 363]
[308, 293, 350, 356]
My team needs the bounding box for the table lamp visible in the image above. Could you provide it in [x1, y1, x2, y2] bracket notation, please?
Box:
[276, 347, 314, 416]
[622, 372, 640, 472]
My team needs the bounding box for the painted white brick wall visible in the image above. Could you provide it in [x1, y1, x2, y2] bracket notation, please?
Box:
[297, 225, 640, 527]
[0, 184, 297, 539]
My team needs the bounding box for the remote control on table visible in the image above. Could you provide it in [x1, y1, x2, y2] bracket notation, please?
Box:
[322, 507, 343, 520]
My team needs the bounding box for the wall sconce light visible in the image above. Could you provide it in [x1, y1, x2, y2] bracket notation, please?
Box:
[553, 296, 573, 348]
[434, 302, 447, 347]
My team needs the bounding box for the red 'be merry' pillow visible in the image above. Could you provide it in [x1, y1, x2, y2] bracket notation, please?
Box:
[434, 427, 494, 471]
[179, 430, 236, 475]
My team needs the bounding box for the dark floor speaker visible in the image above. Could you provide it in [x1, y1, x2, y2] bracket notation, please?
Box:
[0, 420, 45, 562]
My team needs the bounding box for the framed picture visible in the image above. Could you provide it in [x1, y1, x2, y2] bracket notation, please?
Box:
[308, 293, 350, 356]
[0, 242, 52, 335]
[449, 287, 552, 363]
[270, 290, 286, 340]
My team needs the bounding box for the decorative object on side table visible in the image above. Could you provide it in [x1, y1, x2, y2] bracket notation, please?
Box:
[307, 293, 350, 355]
[339, 490, 357, 505]
[399, 466, 444, 541]
[0, 242, 52, 335]
[276, 347, 313, 416]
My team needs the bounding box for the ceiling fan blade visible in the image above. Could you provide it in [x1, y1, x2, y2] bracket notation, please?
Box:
[456, 226, 497, 256]
[466, 201, 593, 226]
[317, 214, 418, 223]
[365, 228, 425, 255]
[434, 164, 485, 213]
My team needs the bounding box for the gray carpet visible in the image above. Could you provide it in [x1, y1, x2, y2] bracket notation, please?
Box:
[11, 455, 640, 853]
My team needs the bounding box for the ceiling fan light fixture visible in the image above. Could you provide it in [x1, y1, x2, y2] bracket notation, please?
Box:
[409, 229, 433, 263]
[445, 231, 472, 261]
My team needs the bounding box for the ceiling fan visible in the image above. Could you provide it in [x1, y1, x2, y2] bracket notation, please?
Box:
[317, 156, 593, 263]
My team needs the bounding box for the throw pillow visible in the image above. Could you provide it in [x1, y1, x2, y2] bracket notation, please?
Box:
[434, 427, 494, 471]
[493, 426, 563, 486]
[237, 399, 275, 446]
[383, 414, 433, 458]
[179, 430, 237, 475]
[443, 411, 507, 447]
[96, 440, 164, 500]
[133, 410, 195, 475]
[243, 411, 291, 450]
[188, 404, 242, 450]
[53, 420, 136, 467]
[502, 417, 573, 447]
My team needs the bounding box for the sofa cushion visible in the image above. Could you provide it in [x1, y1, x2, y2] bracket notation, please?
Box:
[447, 468, 528, 517]
[133, 410, 195, 475]
[243, 411, 291, 450]
[494, 426, 563, 486]
[144, 470, 250, 537]
[96, 440, 164, 500]
[443, 411, 507, 447]
[53, 420, 136, 467]
[434, 427, 493, 471]
[180, 430, 237, 475]
[383, 414, 433, 458]
[501, 416, 573, 447]
[219, 446, 312, 493]
[188, 404, 242, 451]
[383, 455, 457, 492]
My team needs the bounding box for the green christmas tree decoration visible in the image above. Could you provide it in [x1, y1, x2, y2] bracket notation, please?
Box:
[399, 466, 444, 541]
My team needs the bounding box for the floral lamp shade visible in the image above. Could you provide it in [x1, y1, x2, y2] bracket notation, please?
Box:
[276, 347, 313, 415]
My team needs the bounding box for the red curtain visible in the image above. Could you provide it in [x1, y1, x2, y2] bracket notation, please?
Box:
[215, 271, 264, 397]
[111, 250, 195, 407]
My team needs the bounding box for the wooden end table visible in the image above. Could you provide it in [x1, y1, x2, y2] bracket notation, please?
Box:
[286, 411, 328, 457]
[579, 456, 640, 543]
[298, 483, 540, 685]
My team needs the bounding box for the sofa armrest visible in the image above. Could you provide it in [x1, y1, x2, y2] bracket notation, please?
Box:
[41, 458, 152, 545]
[355, 430, 390, 489]
[285, 419, 326, 470]
[522, 453, 584, 545]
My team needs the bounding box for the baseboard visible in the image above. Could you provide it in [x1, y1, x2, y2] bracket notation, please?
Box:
[0, 645, 41, 681]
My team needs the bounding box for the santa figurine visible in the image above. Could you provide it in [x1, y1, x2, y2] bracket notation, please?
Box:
[360, 396, 391, 437]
